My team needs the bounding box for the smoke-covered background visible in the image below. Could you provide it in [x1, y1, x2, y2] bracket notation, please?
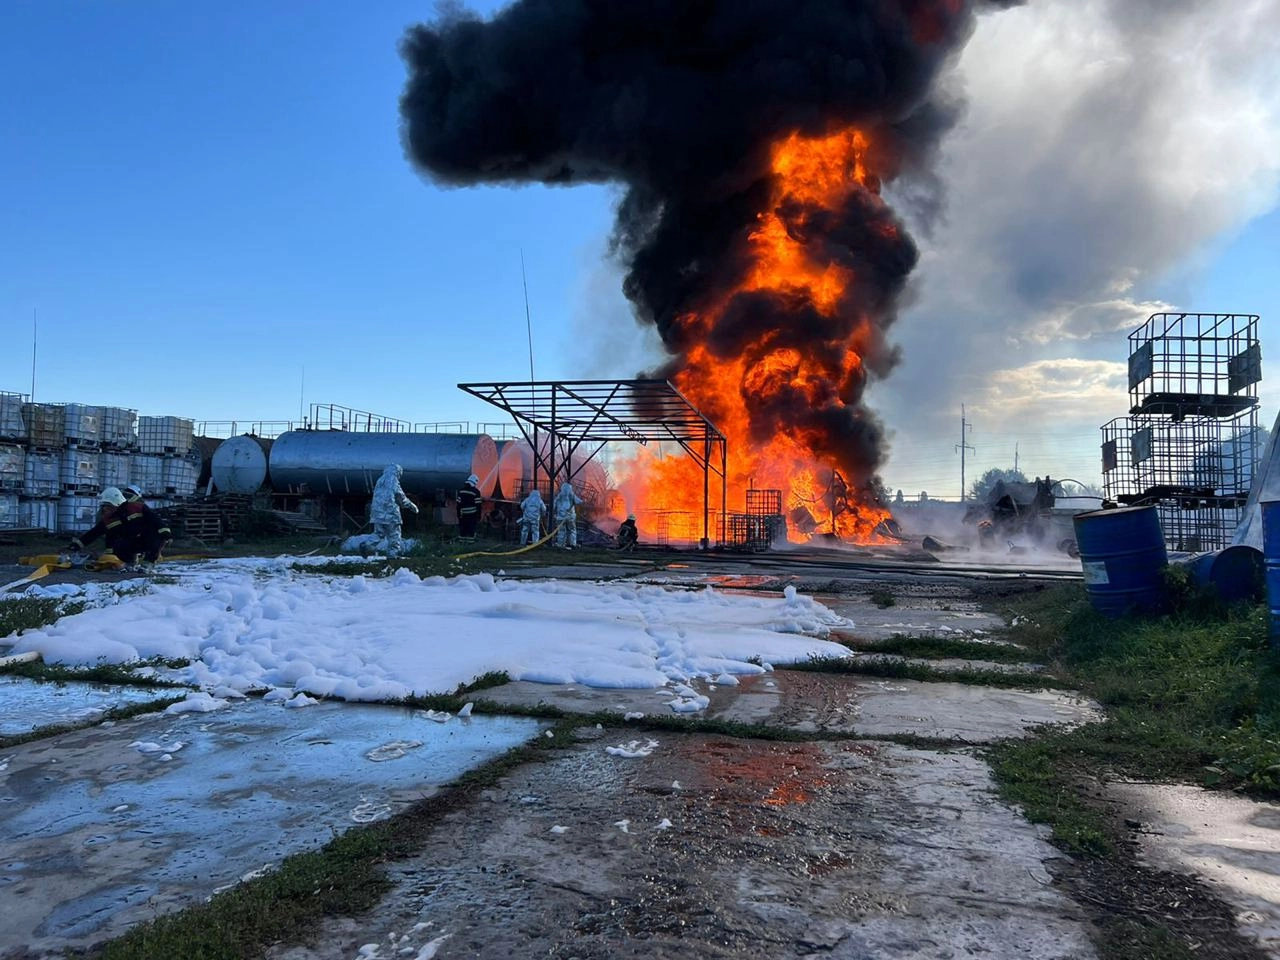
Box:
[401, 0, 1280, 498]
[400, 0, 1027, 495]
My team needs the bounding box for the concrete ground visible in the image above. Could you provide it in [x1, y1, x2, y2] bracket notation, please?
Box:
[2, 546, 1277, 959]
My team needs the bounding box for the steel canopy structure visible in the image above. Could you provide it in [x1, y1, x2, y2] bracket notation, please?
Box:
[458, 379, 727, 547]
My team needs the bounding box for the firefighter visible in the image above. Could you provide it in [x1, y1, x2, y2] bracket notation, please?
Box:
[553, 483, 584, 549]
[616, 514, 638, 551]
[71, 486, 170, 572]
[370, 464, 418, 556]
[518, 488, 546, 545]
[457, 473, 483, 541]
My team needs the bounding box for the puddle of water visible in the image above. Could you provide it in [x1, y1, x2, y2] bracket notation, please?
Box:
[0, 676, 178, 736]
[0, 699, 545, 954]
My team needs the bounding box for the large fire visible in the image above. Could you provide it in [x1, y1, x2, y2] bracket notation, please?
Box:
[622, 127, 896, 545]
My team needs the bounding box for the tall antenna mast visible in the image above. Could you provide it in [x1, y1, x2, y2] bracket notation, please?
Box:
[299, 365, 305, 424]
[30, 307, 37, 403]
[956, 405, 975, 501]
[521, 250, 535, 383]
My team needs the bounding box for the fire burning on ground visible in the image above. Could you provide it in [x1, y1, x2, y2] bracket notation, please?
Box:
[401, 1, 1019, 545]
[629, 128, 904, 544]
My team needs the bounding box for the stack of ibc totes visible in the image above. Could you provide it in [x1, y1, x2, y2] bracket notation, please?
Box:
[138, 416, 196, 497]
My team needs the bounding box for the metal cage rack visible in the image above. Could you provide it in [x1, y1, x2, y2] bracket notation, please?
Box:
[1103, 312, 1261, 552]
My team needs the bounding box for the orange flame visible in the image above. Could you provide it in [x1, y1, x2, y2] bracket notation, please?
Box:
[622, 127, 895, 545]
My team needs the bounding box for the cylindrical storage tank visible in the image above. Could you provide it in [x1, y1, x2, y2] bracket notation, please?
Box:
[1178, 546, 1265, 605]
[496, 440, 534, 501]
[211, 435, 273, 495]
[269, 432, 500, 499]
[1073, 505, 1168, 618]
[58, 495, 99, 534]
[191, 436, 223, 491]
[1262, 501, 1280, 649]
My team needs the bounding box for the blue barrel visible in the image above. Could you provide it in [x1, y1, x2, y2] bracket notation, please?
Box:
[1073, 506, 1168, 618]
[1179, 546, 1264, 604]
[1262, 501, 1280, 648]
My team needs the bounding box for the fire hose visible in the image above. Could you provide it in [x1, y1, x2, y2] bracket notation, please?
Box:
[454, 521, 567, 561]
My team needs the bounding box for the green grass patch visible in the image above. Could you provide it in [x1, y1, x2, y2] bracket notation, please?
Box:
[0, 595, 85, 639]
[854, 633, 1045, 665]
[986, 583, 1279, 865]
[793, 653, 1072, 691]
[0, 657, 191, 687]
[868, 587, 896, 608]
[0, 696, 187, 750]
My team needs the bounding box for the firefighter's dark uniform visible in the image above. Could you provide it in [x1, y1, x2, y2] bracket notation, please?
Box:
[76, 500, 171, 566]
[456, 481, 482, 540]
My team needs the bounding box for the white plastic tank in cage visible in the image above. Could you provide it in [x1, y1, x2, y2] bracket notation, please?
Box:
[129, 454, 166, 496]
[99, 452, 131, 489]
[138, 416, 194, 455]
[0, 444, 24, 492]
[58, 495, 100, 533]
[18, 498, 57, 532]
[100, 407, 137, 448]
[0, 392, 26, 441]
[23, 451, 60, 497]
[0, 494, 17, 529]
[64, 404, 102, 446]
[60, 450, 99, 492]
[162, 457, 198, 496]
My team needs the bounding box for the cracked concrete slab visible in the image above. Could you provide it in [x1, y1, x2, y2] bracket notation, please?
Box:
[0, 700, 544, 957]
[478, 670, 1101, 743]
[267, 732, 1098, 960]
[1108, 781, 1280, 956]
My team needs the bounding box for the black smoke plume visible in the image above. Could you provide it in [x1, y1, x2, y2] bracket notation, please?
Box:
[400, 0, 1016, 499]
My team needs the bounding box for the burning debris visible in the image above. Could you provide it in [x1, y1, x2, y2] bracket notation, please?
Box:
[400, 1, 1020, 544]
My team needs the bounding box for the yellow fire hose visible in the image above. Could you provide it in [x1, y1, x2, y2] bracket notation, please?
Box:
[455, 522, 566, 561]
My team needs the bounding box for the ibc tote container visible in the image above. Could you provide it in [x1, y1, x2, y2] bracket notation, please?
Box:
[0, 494, 17, 529]
[0, 391, 27, 441]
[57, 495, 99, 533]
[64, 403, 102, 446]
[21, 403, 65, 449]
[23, 451, 60, 497]
[60, 450, 100, 492]
[0, 444, 24, 491]
[100, 407, 138, 448]
[138, 416, 194, 454]
[130, 454, 166, 496]
[18, 498, 58, 533]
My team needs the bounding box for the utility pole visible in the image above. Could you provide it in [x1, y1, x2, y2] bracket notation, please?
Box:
[956, 405, 974, 501]
[1014, 441, 1019, 474]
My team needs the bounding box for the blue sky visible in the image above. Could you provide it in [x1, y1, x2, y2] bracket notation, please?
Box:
[2, 2, 1277, 494]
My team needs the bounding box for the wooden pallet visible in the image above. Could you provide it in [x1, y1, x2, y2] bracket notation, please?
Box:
[180, 504, 223, 541]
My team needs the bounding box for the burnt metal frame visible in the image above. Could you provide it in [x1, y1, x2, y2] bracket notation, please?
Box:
[458, 379, 728, 547]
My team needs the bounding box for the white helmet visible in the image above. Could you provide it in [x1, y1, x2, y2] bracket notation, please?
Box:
[124, 484, 143, 499]
[99, 486, 126, 507]
[467, 474, 479, 486]
[627, 514, 636, 521]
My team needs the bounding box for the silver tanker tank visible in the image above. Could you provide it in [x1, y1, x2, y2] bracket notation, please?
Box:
[269, 431, 499, 498]
[211, 435, 274, 495]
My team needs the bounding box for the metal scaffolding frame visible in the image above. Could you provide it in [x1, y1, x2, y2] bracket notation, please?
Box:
[1103, 312, 1262, 551]
[458, 379, 728, 547]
